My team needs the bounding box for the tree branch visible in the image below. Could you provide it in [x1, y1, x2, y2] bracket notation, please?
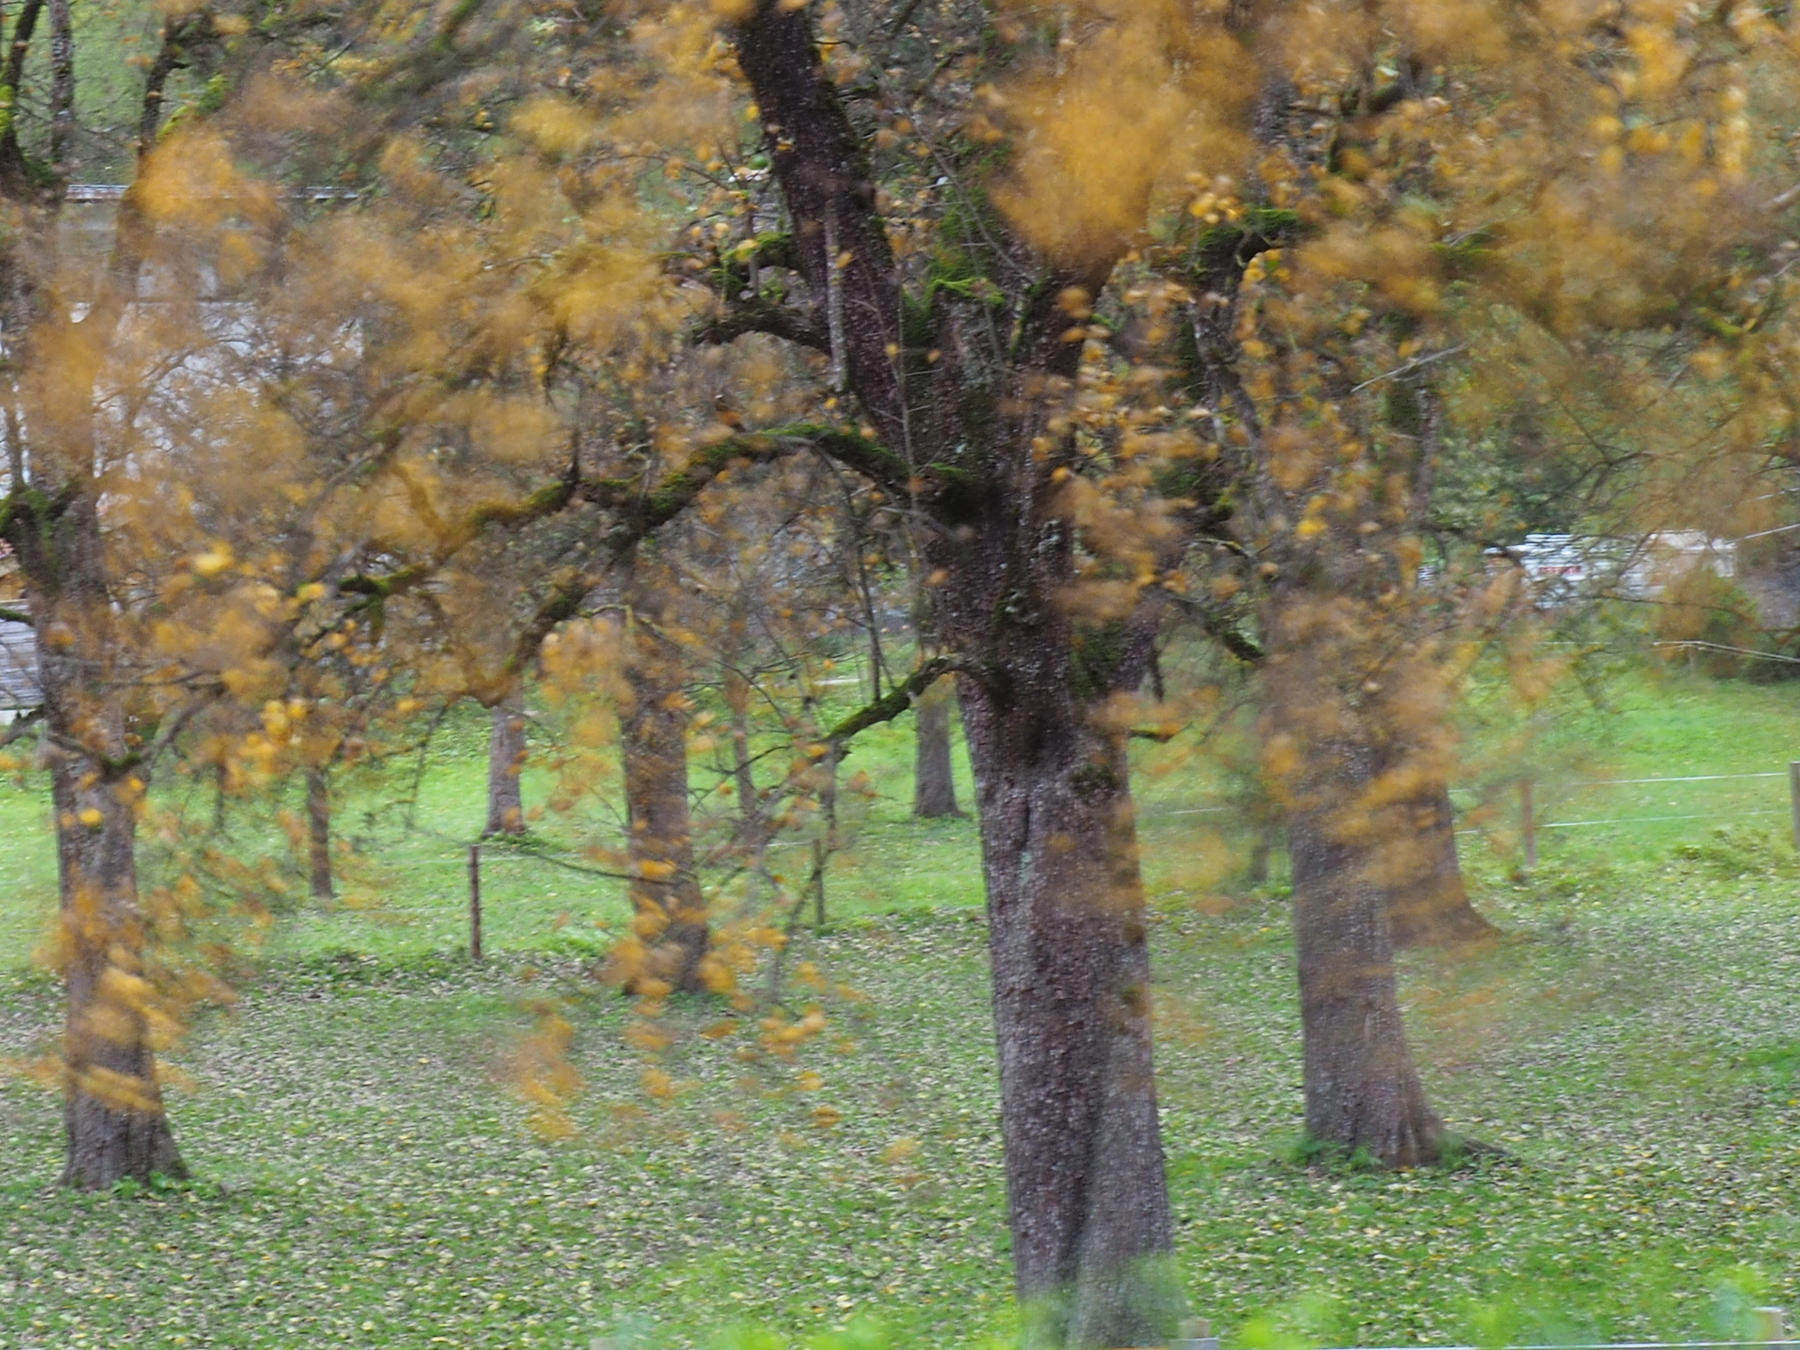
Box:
[1167, 592, 1264, 663]
[0, 703, 41, 748]
[692, 300, 830, 352]
[339, 470, 580, 607]
[584, 424, 905, 550]
[138, 13, 213, 153]
[825, 654, 990, 752]
[730, 1, 908, 448]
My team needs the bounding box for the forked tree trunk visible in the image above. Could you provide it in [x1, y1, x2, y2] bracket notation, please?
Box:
[484, 687, 527, 837]
[616, 603, 708, 995]
[305, 766, 333, 900]
[1385, 781, 1498, 950]
[912, 675, 962, 818]
[26, 496, 186, 1189]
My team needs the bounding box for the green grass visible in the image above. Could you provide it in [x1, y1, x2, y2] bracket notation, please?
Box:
[1, 674, 1800, 1347]
[1465, 664, 1800, 867]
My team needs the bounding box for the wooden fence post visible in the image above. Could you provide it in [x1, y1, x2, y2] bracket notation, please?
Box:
[1521, 778, 1537, 869]
[468, 844, 483, 962]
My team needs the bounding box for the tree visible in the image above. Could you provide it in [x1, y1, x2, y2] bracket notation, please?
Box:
[616, 559, 710, 994]
[705, 4, 1202, 1340]
[484, 689, 529, 838]
[0, 7, 233, 1188]
[910, 673, 961, 819]
[1160, 0, 1800, 1164]
[305, 765, 334, 900]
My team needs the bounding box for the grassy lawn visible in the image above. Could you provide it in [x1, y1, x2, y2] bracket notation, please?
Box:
[0, 670, 1798, 1347]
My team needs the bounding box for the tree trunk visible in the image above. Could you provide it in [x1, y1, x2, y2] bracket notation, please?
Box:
[27, 495, 186, 1189]
[1, 36, 185, 1190]
[912, 674, 962, 818]
[728, 7, 1180, 1339]
[52, 754, 184, 1188]
[484, 687, 527, 837]
[1262, 591, 1444, 1169]
[957, 673, 1180, 1348]
[1246, 826, 1276, 887]
[1289, 791, 1444, 1167]
[1385, 781, 1499, 951]
[614, 597, 709, 995]
[306, 766, 333, 900]
[811, 739, 837, 929]
[931, 500, 1180, 1347]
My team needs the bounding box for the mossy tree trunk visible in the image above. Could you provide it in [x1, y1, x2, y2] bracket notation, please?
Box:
[726, 6, 1186, 1339]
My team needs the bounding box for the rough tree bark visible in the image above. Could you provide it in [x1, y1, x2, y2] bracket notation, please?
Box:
[1289, 790, 1446, 1166]
[306, 766, 333, 900]
[911, 675, 962, 819]
[1385, 781, 1498, 951]
[1261, 593, 1447, 1168]
[20, 492, 188, 1188]
[615, 579, 708, 995]
[950, 620, 1179, 1346]
[727, 6, 1181, 1339]
[483, 687, 527, 837]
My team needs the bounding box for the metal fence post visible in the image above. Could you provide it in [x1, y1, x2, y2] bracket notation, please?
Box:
[1754, 1307, 1790, 1343]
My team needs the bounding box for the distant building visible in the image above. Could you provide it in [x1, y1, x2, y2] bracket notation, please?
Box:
[0, 538, 35, 713]
[1487, 531, 1738, 607]
[0, 613, 34, 711]
[1620, 530, 1737, 600]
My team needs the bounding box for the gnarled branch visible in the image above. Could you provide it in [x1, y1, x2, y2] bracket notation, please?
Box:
[692, 300, 829, 352]
[825, 654, 993, 753]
